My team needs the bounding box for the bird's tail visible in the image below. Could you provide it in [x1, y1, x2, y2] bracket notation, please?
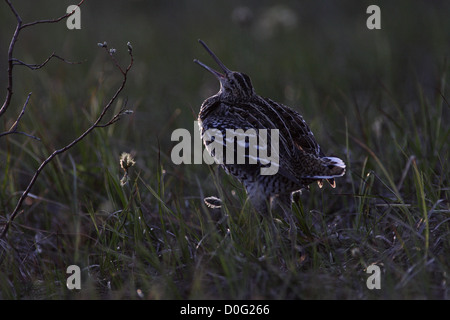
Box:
[321, 156, 346, 177]
[305, 156, 346, 178]
[303, 156, 346, 188]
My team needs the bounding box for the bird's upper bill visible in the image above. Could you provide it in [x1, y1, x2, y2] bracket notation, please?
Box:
[194, 39, 231, 80]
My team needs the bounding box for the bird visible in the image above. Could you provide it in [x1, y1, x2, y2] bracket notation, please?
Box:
[194, 39, 345, 214]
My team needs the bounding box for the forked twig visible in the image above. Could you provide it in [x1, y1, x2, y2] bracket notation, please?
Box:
[0, 92, 40, 140]
[11, 53, 83, 70]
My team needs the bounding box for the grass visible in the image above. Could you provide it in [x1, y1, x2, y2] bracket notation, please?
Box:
[0, 1, 449, 299]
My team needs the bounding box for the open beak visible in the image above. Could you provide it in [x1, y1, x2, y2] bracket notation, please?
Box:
[194, 39, 231, 79]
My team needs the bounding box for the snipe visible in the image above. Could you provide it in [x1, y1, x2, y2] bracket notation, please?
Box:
[194, 40, 345, 213]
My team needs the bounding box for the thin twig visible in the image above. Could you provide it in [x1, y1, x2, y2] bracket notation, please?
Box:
[11, 53, 83, 70]
[0, 92, 40, 140]
[19, 0, 85, 30]
[7, 92, 31, 132]
[94, 97, 133, 128]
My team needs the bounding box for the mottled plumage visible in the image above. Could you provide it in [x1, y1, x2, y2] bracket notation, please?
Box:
[194, 40, 345, 212]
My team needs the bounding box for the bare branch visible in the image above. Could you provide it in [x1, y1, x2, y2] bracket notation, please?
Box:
[4, 0, 22, 23]
[0, 0, 86, 117]
[0, 1, 134, 240]
[0, 43, 134, 239]
[0, 11, 21, 117]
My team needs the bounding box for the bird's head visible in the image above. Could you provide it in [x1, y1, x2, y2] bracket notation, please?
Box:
[194, 39, 255, 100]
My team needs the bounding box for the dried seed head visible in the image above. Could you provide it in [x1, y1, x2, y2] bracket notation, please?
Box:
[120, 152, 135, 171]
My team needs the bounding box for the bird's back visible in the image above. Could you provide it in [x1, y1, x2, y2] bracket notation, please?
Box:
[198, 94, 344, 195]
